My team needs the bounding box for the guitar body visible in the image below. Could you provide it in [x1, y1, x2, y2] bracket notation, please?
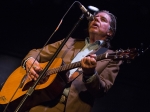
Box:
[0, 58, 67, 112]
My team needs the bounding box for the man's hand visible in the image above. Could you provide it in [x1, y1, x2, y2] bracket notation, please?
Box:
[81, 54, 97, 76]
[25, 57, 42, 80]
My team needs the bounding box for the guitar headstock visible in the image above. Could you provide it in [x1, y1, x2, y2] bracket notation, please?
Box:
[96, 48, 138, 62]
[113, 48, 138, 60]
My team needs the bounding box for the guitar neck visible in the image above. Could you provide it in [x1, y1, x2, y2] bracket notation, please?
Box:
[47, 53, 106, 75]
[47, 61, 81, 75]
[46, 48, 137, 76]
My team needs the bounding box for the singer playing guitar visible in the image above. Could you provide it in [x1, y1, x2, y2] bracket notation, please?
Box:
[1, 9, 125, 112]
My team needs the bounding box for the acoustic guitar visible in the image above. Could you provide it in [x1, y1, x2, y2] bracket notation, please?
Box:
[0, 48, 138, 112]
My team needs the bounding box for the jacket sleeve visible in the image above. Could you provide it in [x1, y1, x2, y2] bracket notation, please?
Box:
[21, 39, 63, 66]
[83, 58, 123, 97]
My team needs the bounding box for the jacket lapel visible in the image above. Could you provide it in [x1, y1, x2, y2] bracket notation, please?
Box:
[73, 40, 85, 58]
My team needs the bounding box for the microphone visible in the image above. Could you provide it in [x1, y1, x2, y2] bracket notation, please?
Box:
[78, 3, 94, 21]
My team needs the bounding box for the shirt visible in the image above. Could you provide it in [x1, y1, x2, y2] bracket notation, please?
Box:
[69, 37, 104, 78]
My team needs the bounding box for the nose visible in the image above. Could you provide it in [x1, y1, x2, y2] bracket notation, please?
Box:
[93, 16, 99, 22]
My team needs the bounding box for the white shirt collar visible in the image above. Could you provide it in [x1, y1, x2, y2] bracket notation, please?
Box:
[85, 37, 104, 45]
[85, 37, 104, 50]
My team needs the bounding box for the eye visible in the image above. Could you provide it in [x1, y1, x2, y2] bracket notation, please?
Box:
[101, 17, 107, 22]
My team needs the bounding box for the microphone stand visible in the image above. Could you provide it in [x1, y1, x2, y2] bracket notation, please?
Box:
[14, 13, 85, 112]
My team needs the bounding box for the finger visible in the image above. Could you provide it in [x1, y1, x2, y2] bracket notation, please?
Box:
[84, 56, 90, 63]
[81, 57, 90, 66]
[89, 54, 96, 58]
[33, 65, 43, 72]
[33, 65, 40, 71]
[27, 74, 32, 81]
[26, 69, 31, 74]
[31, 73, 39, 79]
[85, 56, 96, 65]
[83, 58, 96, 68]
[30, 73, 35, 79]
[90, 58, 96, 65]
[34, 77, 37, 81]
[34, 73, 39, 79]
[86, 57, 94, 66]
[28, 69, 39, 79]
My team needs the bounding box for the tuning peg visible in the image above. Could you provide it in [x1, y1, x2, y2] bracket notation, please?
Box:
[127, 48, 130, 52]
[125, 55, 129, 58]
[114, 55, 118, 59]
[137, 43, 144, 55]
[115, 49, 119, 53]
[119, 55, 124, 59]
[119, 48, 124, 52]
[116, 48, 124, 53]
[143, 45, 150, 53]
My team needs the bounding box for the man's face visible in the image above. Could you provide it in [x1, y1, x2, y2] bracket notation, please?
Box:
[88, 12, 111, 38]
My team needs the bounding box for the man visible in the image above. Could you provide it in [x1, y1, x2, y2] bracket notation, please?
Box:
[22, 10, 122, 112]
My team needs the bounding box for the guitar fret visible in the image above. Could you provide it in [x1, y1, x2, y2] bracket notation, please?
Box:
[70, 63, 74, 69]
[57, 66, 62, 72]
[64, 64, 70, 71]
[55, 68, 59, 73]
[71, 62, 78, 69]
[62, 65, 66, 71]
[46, 61, 81, 76]
[96, 54, 103, 61]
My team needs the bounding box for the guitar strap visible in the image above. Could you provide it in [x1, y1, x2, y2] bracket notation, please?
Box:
[95, 47, 108, 55]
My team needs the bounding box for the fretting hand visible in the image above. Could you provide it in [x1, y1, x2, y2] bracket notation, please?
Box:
[81, 54, 97, 76]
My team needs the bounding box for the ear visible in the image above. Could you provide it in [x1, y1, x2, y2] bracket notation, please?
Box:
[107, 30, 113, 37]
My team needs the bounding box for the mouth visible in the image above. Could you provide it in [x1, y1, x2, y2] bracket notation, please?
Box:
[91, 22, 99, 28]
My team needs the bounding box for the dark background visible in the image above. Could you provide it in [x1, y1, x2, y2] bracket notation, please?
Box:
[0, 0, 150, 111]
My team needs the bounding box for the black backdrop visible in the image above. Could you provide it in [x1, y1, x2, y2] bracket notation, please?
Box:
[0, 0, 150, 111]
